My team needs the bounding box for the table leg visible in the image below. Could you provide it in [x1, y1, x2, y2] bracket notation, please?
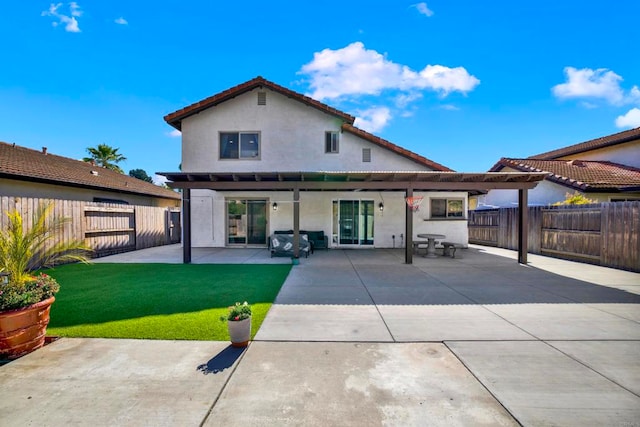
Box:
[426, 238, 438, 258]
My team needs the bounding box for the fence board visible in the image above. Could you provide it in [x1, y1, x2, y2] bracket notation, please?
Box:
[469, 201, 640, 272]
[1, 197, 181, 261]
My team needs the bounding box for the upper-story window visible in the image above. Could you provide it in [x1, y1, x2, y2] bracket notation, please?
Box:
[325, 132, 339, 153]
[220, 132, 260, 159]
[430, 198, 464, 219]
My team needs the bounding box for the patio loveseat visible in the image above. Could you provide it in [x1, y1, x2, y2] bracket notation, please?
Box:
[269, 233, 310, 258]
[274, 230, 328, 253]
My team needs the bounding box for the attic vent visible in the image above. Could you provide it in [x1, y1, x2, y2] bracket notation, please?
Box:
[362, 148, 371, 162]
[257, 91, 267, 106]
[568, 160, 585, 167]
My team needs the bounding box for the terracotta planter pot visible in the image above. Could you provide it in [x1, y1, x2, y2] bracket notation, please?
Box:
[0, 297, 55, 359]
[227, 316, 251, 347]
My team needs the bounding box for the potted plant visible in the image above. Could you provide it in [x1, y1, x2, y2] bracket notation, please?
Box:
[0, 203, 91, 359]
[220, 301, 252, 347]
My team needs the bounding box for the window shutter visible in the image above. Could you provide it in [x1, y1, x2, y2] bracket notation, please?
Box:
[362, 148, 371, 162]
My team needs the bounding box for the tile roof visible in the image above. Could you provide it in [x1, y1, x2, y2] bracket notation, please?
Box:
[164, 76, 356, 130]
[341, 124, 454, 171]
[0, 141, 180, 200]
[529, 127, 640, 159]
[491, 158, 640, 192]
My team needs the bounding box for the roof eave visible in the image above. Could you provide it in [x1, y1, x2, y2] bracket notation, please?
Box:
[0, 172, 180, 200]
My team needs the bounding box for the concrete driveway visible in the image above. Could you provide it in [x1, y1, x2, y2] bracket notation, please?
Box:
[1, 245, 639, 426]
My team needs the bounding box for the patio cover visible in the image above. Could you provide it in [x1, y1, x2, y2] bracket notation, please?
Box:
[158, 171, 548, 265]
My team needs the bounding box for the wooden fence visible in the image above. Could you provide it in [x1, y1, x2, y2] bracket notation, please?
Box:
[468, 201, 640, 272]
[1, 197, 181, 258]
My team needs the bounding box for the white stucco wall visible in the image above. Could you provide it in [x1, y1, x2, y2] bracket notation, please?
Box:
[181, 88, 429, 173]
[0, 178, 179, 207]
[189, 189, 468, 248]
[473, 180, 569, 208]
[556, 139, 640, 168]
[472, 171, 635, 208]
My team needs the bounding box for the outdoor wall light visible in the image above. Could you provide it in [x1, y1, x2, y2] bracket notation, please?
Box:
[0, 271, 10, 285]
[272, 202, 278, 211]
[379, 202, 384, 212]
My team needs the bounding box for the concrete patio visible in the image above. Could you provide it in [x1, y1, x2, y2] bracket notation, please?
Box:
[1, 244, 639, 426]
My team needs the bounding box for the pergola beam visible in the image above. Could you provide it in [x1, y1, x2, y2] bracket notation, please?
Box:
[167, 180, 541, 191]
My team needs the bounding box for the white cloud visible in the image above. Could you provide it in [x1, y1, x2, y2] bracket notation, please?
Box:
[439, 104, 460, 111]
[353, 107, 391, 133]
[167, 129, 181, 138]
[395, 92, 423, 108]
[42, 2, 82, 33]
[615, 108, 640, 129]
[413, 2, 434, 17]
[299, 42, 480, 100]
[552, 67, 625, 105]
[115, 17, 128, 25]
[579, 101, 598, 109]
[69, 2, 82, 16]
[629, 86, 640, 103]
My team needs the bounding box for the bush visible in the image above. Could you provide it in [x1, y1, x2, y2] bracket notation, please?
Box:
[0, 273, 60, 311]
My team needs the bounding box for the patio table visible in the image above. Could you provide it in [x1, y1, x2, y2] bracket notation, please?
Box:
[417, 233, 446, 258]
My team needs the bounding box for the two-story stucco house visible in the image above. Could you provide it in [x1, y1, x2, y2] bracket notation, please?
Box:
[160, 76, 546, 264]
[162, 76, 472, 247]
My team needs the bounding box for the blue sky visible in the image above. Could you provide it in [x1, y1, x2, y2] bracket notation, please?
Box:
[2, 1, 639, 183]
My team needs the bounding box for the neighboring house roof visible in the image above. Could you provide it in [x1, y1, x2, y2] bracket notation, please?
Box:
[341, 124, 453, 171]
[491, 158, 640, 192]
[164, 76, 356, 130]
[529, 127, 640, 160]
[0, 141, 180, 200]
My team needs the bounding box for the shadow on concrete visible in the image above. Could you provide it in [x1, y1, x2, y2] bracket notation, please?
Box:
[197, 345, 246, 375]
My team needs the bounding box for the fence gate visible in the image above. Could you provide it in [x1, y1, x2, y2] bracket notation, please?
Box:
[167, 208, 181, 244]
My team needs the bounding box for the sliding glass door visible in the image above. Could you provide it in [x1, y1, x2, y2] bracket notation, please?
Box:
[333, 200, 374, 246]
[227, 199, 267, 246]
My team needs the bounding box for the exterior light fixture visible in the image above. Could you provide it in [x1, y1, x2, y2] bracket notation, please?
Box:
[379, 202, 384, 212]
[272, 202, 278, 211]
[0, 271, 10, 285]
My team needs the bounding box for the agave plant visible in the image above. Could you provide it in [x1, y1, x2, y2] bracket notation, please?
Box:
[0, 202, 92, 286]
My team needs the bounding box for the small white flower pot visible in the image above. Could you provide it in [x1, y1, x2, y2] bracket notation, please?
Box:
[227, 317, 251, 347]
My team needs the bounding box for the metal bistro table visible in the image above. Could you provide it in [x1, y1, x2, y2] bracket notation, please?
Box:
[417, 233, 446, 258]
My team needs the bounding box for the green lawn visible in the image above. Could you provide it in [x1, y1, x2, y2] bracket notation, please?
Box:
[43, 263, 291, 341]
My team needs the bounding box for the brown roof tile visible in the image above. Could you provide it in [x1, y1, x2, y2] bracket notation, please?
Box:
[529, 127, 640, 160]
[491, 158, 640, 191]
[164, 76, 356, 130]
[341, 124, 454, 171]
[0, 141, 180, 200]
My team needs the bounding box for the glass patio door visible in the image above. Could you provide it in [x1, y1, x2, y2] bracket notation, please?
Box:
[227, 199, 267, 246]
[334, 200, 374, 246]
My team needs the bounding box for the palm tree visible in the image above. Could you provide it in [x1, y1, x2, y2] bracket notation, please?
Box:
[83, 143, 127, 173]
